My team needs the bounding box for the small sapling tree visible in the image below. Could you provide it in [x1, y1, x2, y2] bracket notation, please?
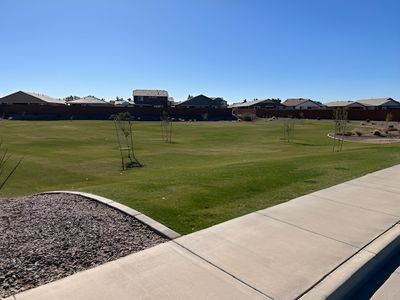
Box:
[0, 142, 22, 191]
[282, 117, 295, 143]
[112, 112, 142, 170]
[160, 111, 172, 143]
[332, 108, 348, 152]
[385, 112, 393, 131]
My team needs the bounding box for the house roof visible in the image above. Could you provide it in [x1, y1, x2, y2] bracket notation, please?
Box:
[178, 94, 226, 107]
[211, 97, 226, 102]
[133, 89, 168, 97]
[230, 99, 283, 108]
[356, 98, 397, 106]
[324, 101, 364, 107]
[69, 96, 112, 105]
[24, 92, 65, 104]
[283, 98, 311, 107]
[114, 100, 129, 105]
[283, 98, 325, 107]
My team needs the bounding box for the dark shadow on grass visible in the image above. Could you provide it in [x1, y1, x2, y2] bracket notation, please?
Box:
[303, 179, 317, 184]
[334, 167, 349, 171]
[292, 142, 316, 146]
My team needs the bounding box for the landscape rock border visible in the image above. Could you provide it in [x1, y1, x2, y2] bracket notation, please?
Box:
[327, 133, 400, 144]
[41, 191, 181, 240]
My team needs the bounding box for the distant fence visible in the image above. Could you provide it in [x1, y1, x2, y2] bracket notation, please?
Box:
[0, 104, 399, 121]
[256, 108, 400, 121]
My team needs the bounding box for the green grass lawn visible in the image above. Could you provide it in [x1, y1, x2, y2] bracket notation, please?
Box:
[1, 119, 399, 234]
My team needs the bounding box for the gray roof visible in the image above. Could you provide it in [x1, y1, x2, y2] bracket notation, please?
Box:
[114, 100, 130, 106]
[356, 98, 398, 106]
[283, 98, 325, 108]
[230, 99, 279, 108]
[324, 101, 364, 107]
[25, 92, 64, 104]
[133, 89, 168, 97]
[178, 94, 227, 108]
[69, 96, 112, 105]
[114, 100, 128, 104]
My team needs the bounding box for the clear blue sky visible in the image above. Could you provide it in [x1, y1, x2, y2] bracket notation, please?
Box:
[1, 0, 399, 103]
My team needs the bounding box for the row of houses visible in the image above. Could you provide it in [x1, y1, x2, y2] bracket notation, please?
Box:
[1, 90, 399, 110]
[0, 91, 114, 107]
[0, 90, 228, 109]
[230, 97, 400, 110]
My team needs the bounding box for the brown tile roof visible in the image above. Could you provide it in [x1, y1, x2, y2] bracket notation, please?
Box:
[282, 98, 311, 107]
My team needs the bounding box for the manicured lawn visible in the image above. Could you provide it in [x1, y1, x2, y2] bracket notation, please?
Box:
[1, 120, 399, 234]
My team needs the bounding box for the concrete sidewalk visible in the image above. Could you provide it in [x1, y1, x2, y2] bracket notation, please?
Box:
[10, 165, 400, 300]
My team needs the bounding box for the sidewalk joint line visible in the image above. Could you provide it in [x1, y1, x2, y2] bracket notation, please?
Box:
[308, 194, 400, 218]
[255, 212, 361, 249]
[346, 181, 400, 195]
[294, 222, 400, 299]
[172, 240, 274, 300]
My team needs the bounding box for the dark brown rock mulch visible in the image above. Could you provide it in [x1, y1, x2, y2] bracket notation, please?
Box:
[0, 193, 167, 298]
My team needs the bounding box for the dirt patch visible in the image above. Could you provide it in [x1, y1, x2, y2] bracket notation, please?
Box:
[0, 193, 167, 298]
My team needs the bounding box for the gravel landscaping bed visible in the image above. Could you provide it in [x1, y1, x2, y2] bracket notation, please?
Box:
[0, 193, 167, 298]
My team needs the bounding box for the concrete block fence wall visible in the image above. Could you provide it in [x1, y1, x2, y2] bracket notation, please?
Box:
[0, 104, 399, 121]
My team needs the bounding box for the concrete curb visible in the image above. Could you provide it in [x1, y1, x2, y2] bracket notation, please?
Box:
[327, 133, 343, 141]
[40, 191, 181, 240]
[300, 223, 400, 300]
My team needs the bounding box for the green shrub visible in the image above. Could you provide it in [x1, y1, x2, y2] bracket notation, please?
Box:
[373, 130, 382, 136]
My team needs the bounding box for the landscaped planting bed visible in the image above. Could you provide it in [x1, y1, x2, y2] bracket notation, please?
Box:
[0, 193, 167, 298]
